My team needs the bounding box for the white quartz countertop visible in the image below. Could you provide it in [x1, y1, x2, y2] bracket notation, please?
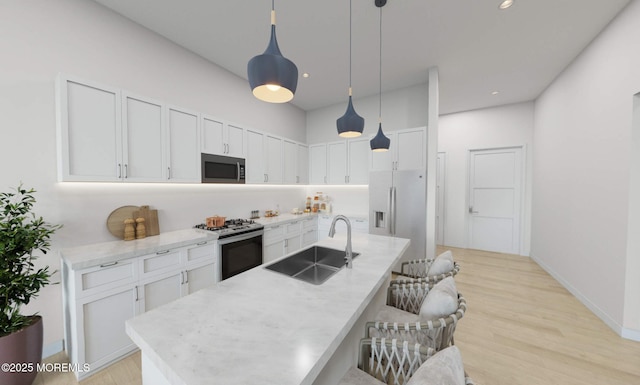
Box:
[59, 229, 218, 270]
[125, 233, 409, 385]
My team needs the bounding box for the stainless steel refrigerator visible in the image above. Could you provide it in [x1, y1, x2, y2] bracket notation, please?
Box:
[369, 170, 426, 272]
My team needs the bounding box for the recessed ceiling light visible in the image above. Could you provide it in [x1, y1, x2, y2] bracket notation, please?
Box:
[491, 91, 500, 95]
[302, 73, 310, 78]
[499, 0, 514, 10]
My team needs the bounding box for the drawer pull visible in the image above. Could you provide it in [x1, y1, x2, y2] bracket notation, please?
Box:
[99, 261, 118, 268]
[196, 241, 208, 246]
[156, 250, 171, 255]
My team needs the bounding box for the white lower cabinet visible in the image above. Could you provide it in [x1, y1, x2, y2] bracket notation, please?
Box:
[317, 214, 369, 241]
[139, 270, 183, 312]
[79, 285, 138, 371]
[184, 261, 217, 295]
[262, 216, 318, 263]
[63, 240, 217, 380]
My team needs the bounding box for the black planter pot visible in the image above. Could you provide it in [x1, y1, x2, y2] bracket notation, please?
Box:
[0, 316, 43, 385]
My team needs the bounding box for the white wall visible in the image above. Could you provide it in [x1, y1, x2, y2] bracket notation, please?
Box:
[438, 102, 534, 255]
[1, 0, 307, 352]
[306, 83, 429, 144]
[532, 0, 640, 336]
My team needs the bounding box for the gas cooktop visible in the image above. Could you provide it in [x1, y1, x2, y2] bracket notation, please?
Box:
[194, 219, 263, 239]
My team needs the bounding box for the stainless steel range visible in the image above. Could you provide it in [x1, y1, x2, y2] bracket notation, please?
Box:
[195, 219, 264, 280]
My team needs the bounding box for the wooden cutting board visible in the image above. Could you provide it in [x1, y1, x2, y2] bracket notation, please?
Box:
[134, 205, 160, 236]
[106, 205, 140, 239]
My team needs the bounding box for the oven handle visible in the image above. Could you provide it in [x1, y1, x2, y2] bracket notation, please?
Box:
[217, 229, 264, 245]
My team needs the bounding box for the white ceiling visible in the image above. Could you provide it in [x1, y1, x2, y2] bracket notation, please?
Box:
[93, 0, 630, 114]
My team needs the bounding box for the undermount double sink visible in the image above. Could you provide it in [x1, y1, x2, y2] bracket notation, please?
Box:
[264, 246, 360, 285]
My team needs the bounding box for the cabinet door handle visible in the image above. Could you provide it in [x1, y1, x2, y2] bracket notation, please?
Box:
[117, 163, 122, 179]
[184, 270, 189, 284]
[167, 167, 171, 180]
[196, 241, 208, 246]
[99, 261, 118, 268]
[124, 164, 128, 179]
[134, 286, 139, 301]
[156, 250, 171, 255]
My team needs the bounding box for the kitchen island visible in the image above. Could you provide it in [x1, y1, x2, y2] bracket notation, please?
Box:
[125, 233, 409, 385]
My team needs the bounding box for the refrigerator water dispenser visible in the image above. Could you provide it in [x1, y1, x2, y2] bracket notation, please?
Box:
[374, 211, 386, 228]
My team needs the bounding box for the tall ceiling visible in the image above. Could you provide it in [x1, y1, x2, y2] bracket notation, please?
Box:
[93, 0, 630, 114]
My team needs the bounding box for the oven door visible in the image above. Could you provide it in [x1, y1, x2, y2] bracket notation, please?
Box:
[219, 230, 263, 280]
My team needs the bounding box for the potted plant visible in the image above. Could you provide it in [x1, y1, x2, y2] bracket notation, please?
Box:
[0, 184, 61, 385]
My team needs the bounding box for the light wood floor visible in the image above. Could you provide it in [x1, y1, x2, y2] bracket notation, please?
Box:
[37, 247, 640, 385]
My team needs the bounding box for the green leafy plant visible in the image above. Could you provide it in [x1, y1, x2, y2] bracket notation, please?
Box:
[0, 184, 61, 336]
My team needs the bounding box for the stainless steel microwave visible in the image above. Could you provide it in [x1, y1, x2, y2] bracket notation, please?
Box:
[201, 153, 245, 184]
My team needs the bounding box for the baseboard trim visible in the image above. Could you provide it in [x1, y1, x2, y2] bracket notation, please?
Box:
[530, 254, 632, 340]
[622, 327, 640, 342]
[43, 339, 64, 359]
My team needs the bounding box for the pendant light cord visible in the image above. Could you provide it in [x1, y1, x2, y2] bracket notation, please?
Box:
[349, 0, 353, 93]
[379, 6, 383, 123]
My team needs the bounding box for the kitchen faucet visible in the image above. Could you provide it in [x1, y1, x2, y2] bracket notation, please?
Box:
[328, 215, 353, 269]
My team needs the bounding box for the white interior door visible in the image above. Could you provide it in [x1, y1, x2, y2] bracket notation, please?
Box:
[468, 147, 522, 254]
[436, 152, 446, 245]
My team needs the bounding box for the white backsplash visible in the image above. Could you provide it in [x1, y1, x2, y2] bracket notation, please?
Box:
[54, 183, 308, 248]
[305, 185, 369, 218]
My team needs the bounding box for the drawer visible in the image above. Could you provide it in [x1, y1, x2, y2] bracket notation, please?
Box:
[302, 217, 317, 230]
[77, 260, 137, 298]
[302, 228, 317, 246]
[140, 249, 182, 276]
[264, 224, 285, 244]
[286, 220, 301, 234]
[351, 218, 369, 233]
[187, 242, 216, 263]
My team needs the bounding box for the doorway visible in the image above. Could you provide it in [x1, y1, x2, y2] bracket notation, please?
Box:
[468, 147, 523, 254]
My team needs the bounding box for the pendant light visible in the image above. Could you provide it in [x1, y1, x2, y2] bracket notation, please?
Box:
[247, 0, 298, 103]
[370, 0, 391, 152]
[336, 0, 364, 138]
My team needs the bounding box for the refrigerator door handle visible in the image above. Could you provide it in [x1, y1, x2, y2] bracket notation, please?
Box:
[388, 187, 393, 235]
[389, 187, 396, 235]
[391, 187, 397, 235]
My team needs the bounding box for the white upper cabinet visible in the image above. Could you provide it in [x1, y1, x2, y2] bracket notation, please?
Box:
[167, 106, 200, 182]
[347, 137, 370, 184]
[226, 125, 245, 158]
[283, 140, 297, 184]
[265, 135, 283, 184]
[396, 127, 426, 170]
[57, 75, 312, 185]
[201, 116, 244, 158]
[327, 141, 347, 184]
[245, 129, 265, 184]
[121, 93, 165, 182]
[309, 144, 327, 184]
[284, 140, 308, 185]
[370, 127, 427, 171]
[57, 76, 122, 181]
[313, 138, 369, 185]
[297, 144, 309, 184]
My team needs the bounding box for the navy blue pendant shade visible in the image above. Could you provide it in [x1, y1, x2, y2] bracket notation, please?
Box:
[248, 11, 298, 103]
[336, 95, 365, 138]
[370, 122, 390, 152]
